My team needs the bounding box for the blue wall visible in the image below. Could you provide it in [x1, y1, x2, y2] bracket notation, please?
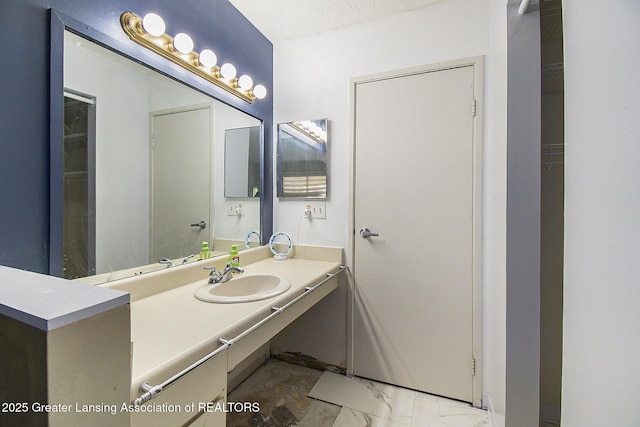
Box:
[0, 0, 273, 274]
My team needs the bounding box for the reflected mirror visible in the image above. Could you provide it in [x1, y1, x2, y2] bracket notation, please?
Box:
[62, 31, 262, 283]
[277, 119, 329, 199]
[225, 126, 261, 198]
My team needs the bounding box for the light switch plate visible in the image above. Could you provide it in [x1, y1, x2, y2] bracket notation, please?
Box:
[227, 202, 244, 216]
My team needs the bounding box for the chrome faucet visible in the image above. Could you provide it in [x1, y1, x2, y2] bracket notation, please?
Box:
[158, 258, 175, 268]
[204, 262, 244, 284]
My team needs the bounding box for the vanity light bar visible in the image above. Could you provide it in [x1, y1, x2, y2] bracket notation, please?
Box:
[290, 121, 326, 143]
[120, 12, 267, 104]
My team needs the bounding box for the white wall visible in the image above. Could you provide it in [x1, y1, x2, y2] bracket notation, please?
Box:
[273, 0, 511, 421]
[562, 2, 640, 426]
[505, 3, 541, 426]
[483, 0, 508, 422]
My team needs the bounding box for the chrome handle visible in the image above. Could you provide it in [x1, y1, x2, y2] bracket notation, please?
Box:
[190, 220, 206, 230]
[359, 227, 379, 238]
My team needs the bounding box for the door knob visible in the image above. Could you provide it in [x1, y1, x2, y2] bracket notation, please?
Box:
[360, 227, 379, 238]
[190, 220, 207, 230]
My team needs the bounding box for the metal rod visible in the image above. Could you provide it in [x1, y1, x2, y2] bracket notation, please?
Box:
[219, 309, 281, 347]
[133, 342, 229, 406]
[134, 265, 347, 406]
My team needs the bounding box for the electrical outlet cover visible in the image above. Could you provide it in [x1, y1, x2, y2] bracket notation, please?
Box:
[305, 202, 326, 219]
[227, 203, 244, 216]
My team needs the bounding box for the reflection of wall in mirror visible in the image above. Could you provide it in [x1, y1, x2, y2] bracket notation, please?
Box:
[214, 103, 261, 241]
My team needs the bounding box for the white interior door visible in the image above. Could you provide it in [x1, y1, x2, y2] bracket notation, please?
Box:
[151, 106, 211, 262]
[353, 64, 479, 403]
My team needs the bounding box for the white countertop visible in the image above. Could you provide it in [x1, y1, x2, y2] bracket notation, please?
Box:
[127, 251, 342, 398]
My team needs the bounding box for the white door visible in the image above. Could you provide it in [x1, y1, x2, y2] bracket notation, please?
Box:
[353, 64, 480, 403]
[151, 106, 211, 262]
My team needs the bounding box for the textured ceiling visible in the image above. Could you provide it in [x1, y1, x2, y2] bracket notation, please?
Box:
[229, 0, 448, 42]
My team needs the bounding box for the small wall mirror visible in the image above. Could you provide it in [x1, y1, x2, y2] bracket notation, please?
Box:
[277, 119, 328, 199]
[225, 126, 261, 198]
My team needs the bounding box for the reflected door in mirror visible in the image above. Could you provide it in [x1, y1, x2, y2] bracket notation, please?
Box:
[151, 106, 212, 261]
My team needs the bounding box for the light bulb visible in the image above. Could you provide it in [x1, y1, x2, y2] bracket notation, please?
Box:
[220, 63, 237, 80]
[238, 75, 253, 90]
[142, 13, 165, 37]
[173, 33, 194, 54]
[253, 84, 267, 99]
[198, 49, 217, 68]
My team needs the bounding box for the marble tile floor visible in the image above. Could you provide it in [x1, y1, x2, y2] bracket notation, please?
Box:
[225, 359, 490, 427]
[309, 371, 489, 427]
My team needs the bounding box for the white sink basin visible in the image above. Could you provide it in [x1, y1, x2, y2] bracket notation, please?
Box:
[194, 274, 291, 303]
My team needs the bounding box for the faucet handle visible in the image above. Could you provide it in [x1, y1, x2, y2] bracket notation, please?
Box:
[158, 258, 175, 268]
[182, 254, 196, 264]
[203, 265, 221, 284]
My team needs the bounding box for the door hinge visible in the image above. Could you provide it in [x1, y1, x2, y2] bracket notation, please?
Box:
[472, 357, 476, 376]
[471, 99, 477, 117]
[151, 138, 156, 149]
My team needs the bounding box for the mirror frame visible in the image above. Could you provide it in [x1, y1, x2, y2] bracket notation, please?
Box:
[49, 9, 273, 277]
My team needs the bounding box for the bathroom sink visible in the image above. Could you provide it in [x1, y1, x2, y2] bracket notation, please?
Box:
[194, 274, 291, 303]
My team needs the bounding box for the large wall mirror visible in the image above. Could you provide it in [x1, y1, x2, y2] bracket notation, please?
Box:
[53, 27, 265, 284]
[277, 119, 329, 199]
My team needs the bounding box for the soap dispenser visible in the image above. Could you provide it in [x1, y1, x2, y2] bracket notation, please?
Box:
[199, 241, 211, 260]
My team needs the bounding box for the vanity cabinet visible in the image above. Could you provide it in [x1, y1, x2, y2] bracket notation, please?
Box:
[118, 245, 345, 427]
[130, 350, 227, 427]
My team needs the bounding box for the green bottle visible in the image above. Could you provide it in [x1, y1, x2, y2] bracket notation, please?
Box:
[199, 241, 210, 260]
[228, 244, 240, 268]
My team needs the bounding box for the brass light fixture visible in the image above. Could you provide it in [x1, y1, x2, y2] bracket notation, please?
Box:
[120, 12, 267, 103]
